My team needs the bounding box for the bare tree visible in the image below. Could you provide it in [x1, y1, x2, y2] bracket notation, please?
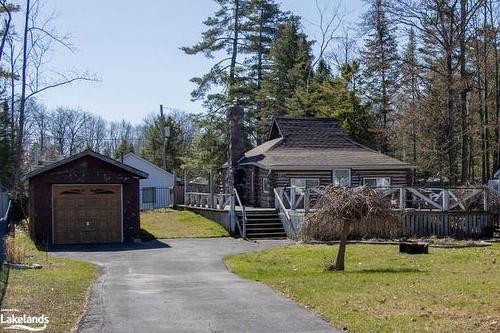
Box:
[13, 0, 98, 190]
[301, 186, 397, 271]
[306, 0, 343, 86]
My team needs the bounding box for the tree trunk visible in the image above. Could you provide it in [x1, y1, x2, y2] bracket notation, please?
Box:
[334, 221, 351, 271]
[228, 0, 240, 100]
[257, 8, 264, 91]
[483, 6, 490, 180]
[14, 0, 30, 192]
[460, 0, 469, 183]
[493, 4, 500, 172]
[0, 4, 12, 63]
[447, 5, 457, 185]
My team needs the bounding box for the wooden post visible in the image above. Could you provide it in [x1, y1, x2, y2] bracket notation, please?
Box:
[399, 187, 406, 209]
[172, 170, 176, 208]
[290, 187, 296, 210]
[229, 192, 236, 235]
[304, 189, 310, 213]
[442, 189, 449, 211]
[184, 170, 188, 206]
[483, 188, 489, 212]
[209, 170, 214, 209]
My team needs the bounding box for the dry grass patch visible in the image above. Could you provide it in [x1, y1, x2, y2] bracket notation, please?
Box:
[1, 229, 96, 333]
[225, 243, 500, 332]
[5, 235, 27, 263]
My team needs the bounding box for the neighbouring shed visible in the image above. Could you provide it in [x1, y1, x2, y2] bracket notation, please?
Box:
[26, 150, 147, 244]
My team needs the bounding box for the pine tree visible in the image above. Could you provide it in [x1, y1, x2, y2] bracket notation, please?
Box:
[114, 139, 134, 160]
[398, 28, 421, 165]
[361, 0, 399, 153]
[182, 114, 227, 173]
[0, 100, 13, 187]
[256, 17, 313, 140]
[293, 59, 374, 145]
[181, 0, 252, 110]
[241, 0, 288, 143]
[142, 114, 183, 172]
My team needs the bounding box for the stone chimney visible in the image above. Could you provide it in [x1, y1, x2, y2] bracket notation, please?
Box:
[227, 104, 245, 192]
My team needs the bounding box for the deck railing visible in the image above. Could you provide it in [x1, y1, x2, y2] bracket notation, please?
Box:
[275, 186, 493, 212]
[184, 192, 232, 210]
[274, 186, 497, 238]
[232, 189, 246, 238]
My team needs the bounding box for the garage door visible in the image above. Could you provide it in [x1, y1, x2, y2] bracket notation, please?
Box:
[53, 184, 122, 244]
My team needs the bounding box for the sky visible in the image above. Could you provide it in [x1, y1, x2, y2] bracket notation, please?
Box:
[34, 0, 365, 124]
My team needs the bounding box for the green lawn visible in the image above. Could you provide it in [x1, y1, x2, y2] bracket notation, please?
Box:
[225, 243, 500, 332]
[140, 209, 229, 239]
[2, 230, 96, 333]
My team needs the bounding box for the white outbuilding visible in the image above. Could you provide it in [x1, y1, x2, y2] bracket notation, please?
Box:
[121, 152, 175, 210]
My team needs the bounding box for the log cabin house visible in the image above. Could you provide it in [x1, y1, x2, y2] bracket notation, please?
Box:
[223, 117, 414, 208]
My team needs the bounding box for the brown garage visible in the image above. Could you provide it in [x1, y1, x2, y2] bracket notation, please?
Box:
[26, 150, 147, 244]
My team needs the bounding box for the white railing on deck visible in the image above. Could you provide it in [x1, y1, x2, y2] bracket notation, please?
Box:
[184, 192, 232, 210]
[232, 189, 246, 238]
[274, 188, 297, 236]
[275, 186, 492, 213]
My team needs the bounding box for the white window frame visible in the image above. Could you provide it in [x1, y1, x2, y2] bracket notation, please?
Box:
[363, 177, 391, 188]
[332, 169, 351, 187]
[290, 178, 320, 191]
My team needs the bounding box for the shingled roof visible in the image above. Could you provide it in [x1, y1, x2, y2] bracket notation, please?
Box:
[238, 117, 413, 170]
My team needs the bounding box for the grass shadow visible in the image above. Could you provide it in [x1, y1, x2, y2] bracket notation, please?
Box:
[353, 267, 426, 274]
[140, 228, 157, 240]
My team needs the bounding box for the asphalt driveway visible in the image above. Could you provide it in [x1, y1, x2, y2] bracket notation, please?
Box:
[54, 238, 338, 333]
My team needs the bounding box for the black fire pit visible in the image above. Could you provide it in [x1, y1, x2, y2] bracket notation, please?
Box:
[399, 241, 429, 254]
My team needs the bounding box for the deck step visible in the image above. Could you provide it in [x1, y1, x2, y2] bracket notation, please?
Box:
[238, 208, 286, 240]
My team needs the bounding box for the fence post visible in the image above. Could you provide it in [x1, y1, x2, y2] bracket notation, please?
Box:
[184, 170, 188, 206]
[209, 170, 214, 209]
[304, 189, 310, 213]
[442, 189, 449, 211]
[229, 193, 236, 235]
[399, 187, 406, 209]
[172, 171, 176, 208]
[483, 188, 489, 212]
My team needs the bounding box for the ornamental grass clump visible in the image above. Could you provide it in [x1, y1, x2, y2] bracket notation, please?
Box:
[301, 186, 398, 271]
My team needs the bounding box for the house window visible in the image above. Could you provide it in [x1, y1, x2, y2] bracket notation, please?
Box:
[363, 177, 391, 189]
[262, 177, 270, 194]
[142, 187, 156, 203]
[290, 178, 320, 192]
[333, 169, 351, 187]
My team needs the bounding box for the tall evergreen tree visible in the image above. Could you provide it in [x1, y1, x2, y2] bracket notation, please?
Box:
[181, 0, 252, 111]
[0, 100, 13, 187]
[142, 113, 183, 172]
[361, 0, 399, 153]
[241, 0, 288, 143]
[114, 139, 134, 160]
[397, 28, 421, 165]
[256, 17, 313, 140]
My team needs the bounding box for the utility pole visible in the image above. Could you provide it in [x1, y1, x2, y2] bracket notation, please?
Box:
[159, 104, 169, 170]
